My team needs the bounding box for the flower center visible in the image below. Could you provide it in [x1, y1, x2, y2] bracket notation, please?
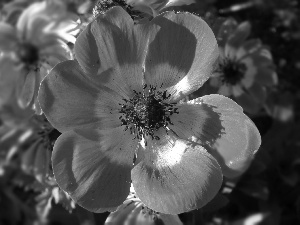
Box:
[17, 42, 39, 66]
[119, 85, 178, 140]
[218, 58, 247, 85]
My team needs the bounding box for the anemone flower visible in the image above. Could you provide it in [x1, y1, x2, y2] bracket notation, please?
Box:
[38, 7, 261, 214]
[0, 0, 78, 114]
[125, 0, 195, 17]
[208, 18, 278, 114]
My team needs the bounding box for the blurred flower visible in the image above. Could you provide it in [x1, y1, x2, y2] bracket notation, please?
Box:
[208, 18, 278, 114]
[39, 7, 261, 214]
[34, 177, 75, 224]
[105, 185, 183, 225]
[0, 0, 78, 114]
[1, 0, 40, 25]
[125, 0, 195, 17]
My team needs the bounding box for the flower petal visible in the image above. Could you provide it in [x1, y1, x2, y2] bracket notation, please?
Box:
[218, 84, 232, 96]
[132, 131, 223, 214]
[165, 0, 195, 8]
[169, 94, 261, 178]
[236, 39, 262, 59]
[105, 201, 142, 225]
[240, 57, 257, 88]
[74, 21, 100, 76]
[52, 127, 138, 212]
[235, 92, 261, 114]
[40, 42, 73, 62]
[82, 7, 149, 97]
[214, 18, 237, 47]
[247, 82, 267, 104]
[224, 22, 251, 59]
[143, 11, 219, 102]
[227, 21, 251, 49]
[0, 57, 20, 106]
[18, 70, 36, 108]
[0, 22, 18, 51]
[38, 60, 123, 132]
[256, 68, 278, 86]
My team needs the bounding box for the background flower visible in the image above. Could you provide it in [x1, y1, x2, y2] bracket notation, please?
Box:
[205, 18, 278, 114]
[0, 0, 78, 114]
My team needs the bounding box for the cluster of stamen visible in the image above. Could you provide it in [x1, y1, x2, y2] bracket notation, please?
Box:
[119, 85, 178, 141]
[218, 57, 247, 85]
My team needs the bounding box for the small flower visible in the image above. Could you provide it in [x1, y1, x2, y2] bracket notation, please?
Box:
[125, 0, 195, 17]
[39, 7, 261, 214]
[208, 18, 278, 114]
[0, 1, 78, 114]
[105, 185, 183, 225]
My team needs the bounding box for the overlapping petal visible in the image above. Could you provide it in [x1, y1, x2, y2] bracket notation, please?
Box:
[75, 7, 148, 98]
[143, 11, 219, 102]
[38, 60, 123, 132]
[52, 127, 138, 212]
[170, 94, 261, 178]
[75, 7, 218, 101]
[132, 130, 223, 214]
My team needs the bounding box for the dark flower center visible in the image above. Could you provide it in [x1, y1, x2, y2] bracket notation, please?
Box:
[17, 42, 39, 66]
[119, 85, 178, 141]
[218, 58, 247, 85]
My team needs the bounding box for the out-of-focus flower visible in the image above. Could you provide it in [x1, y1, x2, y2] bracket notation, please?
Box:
[105, 185, 183, 225]
[34, 177, 75, 224]
[1, 0, 40, 25]
[208, 18, 278, 114]
[125, 0, 195, 17]
[39, 7, 261, 214]
[0, 0, 78, 114]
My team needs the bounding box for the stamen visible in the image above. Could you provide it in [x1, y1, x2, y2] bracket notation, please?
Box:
[118, 85, 178, 140]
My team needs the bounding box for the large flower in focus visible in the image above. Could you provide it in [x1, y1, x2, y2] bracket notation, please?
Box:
[0, 1, 78, 114]
[39, 7, 261, 214]
[208, 18, 278, 114]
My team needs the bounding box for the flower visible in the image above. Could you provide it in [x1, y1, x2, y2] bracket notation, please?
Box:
[125, 0, 195, 17]
[208, 18, 278, 114]
[105, 185, 183, 225]
[38, 7, 261, 214]
[0, 0, 78, 114]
